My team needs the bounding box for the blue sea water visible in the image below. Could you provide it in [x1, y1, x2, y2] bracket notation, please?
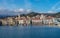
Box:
[0, 25, 60, 38]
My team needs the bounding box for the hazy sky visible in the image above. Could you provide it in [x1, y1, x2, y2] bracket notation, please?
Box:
[0, 0, 60, 13]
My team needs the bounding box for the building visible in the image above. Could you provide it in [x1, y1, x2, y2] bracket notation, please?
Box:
[31, 16, 42, 25]
[7, 17, 15, 25]
[1, 19, 8, 25]
[44, 16, 54, 25]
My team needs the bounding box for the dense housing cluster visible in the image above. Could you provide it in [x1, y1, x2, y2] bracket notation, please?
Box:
[0, 14, 60, 26]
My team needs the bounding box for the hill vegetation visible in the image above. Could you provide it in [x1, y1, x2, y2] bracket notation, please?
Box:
[0, 12, 60, 18]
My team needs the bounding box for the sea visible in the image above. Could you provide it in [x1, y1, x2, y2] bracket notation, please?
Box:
[0, 25, 60, 38]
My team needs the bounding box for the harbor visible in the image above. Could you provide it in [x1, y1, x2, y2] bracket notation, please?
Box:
[0, 14, 60, 26]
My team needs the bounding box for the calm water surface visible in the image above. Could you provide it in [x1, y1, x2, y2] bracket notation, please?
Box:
[0, 25, 60, 38]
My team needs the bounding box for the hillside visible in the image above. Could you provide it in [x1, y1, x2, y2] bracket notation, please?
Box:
[0, 12, 60, 18]
[55, 12, 60, 18]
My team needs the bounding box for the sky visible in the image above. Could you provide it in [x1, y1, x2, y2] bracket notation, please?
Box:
[0, 0, 60, 14]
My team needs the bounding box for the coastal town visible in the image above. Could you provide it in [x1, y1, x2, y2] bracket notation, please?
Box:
[0, 12, 60, 26]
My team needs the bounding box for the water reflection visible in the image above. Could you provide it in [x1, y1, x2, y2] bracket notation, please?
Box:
[0, 25, 60, 38]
